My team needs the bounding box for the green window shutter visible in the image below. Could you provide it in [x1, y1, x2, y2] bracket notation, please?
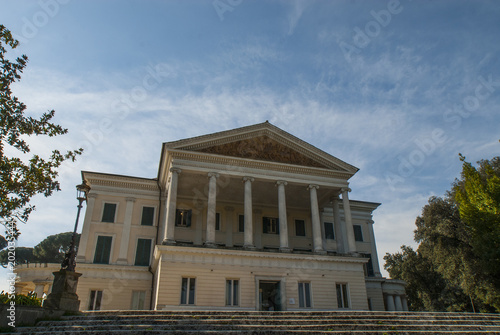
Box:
[141, 207, 154, 226]
[135, 239, 152, 266]
[93, 236, 112, 264]
[102, 203, 116, 223]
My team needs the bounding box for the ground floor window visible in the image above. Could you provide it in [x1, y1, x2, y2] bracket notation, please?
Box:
[88, 290, 103, 310]
[298, 282, 311, 308]
[131, 290, 146, 310]
[336, 283, 349, 308]
[180, 277, 196, 305]
[226, 279, 239, 306]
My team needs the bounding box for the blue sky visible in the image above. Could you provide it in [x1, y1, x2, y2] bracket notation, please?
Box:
[1, 0, 499, 288]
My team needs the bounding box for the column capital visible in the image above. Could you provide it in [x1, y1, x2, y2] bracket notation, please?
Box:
[208, 172, 220, 178]
[276, 180, 288, 187]
[307, 184, 319, 190]
[367, 219, 374, 224]
[170, 167, 182, 174]
[243, 176, 255, 183]
[87, 193, 98, 199]
[125, 197, 136, 203]
[341, 187, 351, 193]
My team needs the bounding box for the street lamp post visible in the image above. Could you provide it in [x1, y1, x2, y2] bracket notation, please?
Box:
[44, 180, 90, 311]
[61, 180, 90, 272]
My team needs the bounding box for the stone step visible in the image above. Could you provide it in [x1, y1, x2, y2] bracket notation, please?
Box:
[8, 311, 500, 334]
[35, 318, 500, 327]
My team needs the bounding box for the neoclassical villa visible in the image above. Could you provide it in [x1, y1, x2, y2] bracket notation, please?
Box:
[15, 122, 407, 311]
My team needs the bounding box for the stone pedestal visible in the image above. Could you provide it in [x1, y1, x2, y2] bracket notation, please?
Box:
[43, 270, 82, 312]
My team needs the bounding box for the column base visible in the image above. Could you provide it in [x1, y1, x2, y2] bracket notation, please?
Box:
[279, 247, 293, 253]
[243, 245, 257, 251]
[204, 242, 217, 248]
[162, 239, 176, 245]
[75, 255, 86, 262]
[116, 258, 128, 265]
[314, 249, 327, 255]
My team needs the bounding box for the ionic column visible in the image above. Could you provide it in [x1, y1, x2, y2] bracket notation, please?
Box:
[117, 197, 135, 264]
[76, 193, 97, 262]
[243, 177, 255, 249]
[386, 294, 395, 311]
[367, 220, 382, 276]
[205, 172, 219, 247]
[308, 184, 325, 254]
[225, 206, 234, 247]
[402, 296, 409, 311]
[276, 181, 291, 252]
[394, 295, 403, 311]
[332, 194, 347, 253]
[162, 168, 181, 245]
[341, 188, 356, 253]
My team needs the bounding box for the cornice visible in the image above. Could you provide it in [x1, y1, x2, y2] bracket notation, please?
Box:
[168, 149, 353, 180]
[83, 171, 159, 193]
[155, 245, 367, 264]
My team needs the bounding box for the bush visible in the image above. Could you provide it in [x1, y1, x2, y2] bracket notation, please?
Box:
[0, 291, 42, 307]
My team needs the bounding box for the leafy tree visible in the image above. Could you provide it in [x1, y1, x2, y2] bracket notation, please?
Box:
[0, 25, 82, 239]
[384, 155, 500, 312]
[33, 231, 80, 264]
[0, 246, 35, 267]
[0, 231, 79, 267]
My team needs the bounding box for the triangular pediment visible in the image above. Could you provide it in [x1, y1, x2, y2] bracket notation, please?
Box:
[197, 135, 328, 168]
[163, 122, 358, 173]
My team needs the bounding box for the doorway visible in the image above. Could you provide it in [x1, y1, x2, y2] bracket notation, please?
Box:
[259, 280, 281, 311]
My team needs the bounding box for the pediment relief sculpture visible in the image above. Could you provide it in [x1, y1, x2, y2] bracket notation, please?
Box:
[195, 136, 328, 168]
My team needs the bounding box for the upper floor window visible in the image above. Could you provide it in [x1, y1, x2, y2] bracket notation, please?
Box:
[93, 235, 112, 264]
[215, 213, 221, 231]
[141, 206, 155, 226]
[263, 217, 279, 234]
[353, 225, 363, 242]
[362, 253, 374, 277]
[175, 209, 192, 227]
[134, 238, 152, 266]
[101, 203, 116, 223]
[324, 222, 335, 240]
[295, 219, 306, 237]
[238, 215, 245, 232]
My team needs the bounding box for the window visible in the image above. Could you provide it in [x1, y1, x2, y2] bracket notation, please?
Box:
[215, 213, 221, 231]
[141, 206, 155, 226]
[263, 217, 279, 234]
[336, 283, 349, 308]
[180, 278, 196, 305]
[131, 291, 146, 310]
[226, 279, 239, 306]
[134, 239, 152, 266]
[101, 203, 116, 223]
[362, 253, 374, 277]
[88, 290, 103, 310]
[353, 225, 363, 241]
[238, 215, 245, 232]
[298, 282, 311, 308]
[93, 236, 112, 264]
[324, 222, 335, 240]
[175, 209, 192, 227]
[295, 220, 306, 237]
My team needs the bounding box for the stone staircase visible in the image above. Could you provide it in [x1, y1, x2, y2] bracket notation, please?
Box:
[9, 310, 500, 334]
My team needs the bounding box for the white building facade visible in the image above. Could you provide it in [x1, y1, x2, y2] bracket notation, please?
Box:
[16, 122, 407, 311]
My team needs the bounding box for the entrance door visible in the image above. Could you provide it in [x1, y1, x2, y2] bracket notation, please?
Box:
[259, 281, 281, 311]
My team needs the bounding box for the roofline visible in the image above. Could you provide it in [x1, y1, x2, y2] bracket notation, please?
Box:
[82, 170, 157, 182]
